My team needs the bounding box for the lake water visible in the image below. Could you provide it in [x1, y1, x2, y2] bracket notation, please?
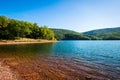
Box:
[0, 41, 120, 80]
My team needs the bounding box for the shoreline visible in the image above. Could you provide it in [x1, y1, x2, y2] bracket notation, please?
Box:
[0, 61, 19, 80]
[0, 40, 57, 45]
[0, 57, 93, 80]
[0, 56, 109, 80]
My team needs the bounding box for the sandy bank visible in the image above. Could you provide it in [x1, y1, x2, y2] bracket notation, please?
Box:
[0, 40, 56, 45]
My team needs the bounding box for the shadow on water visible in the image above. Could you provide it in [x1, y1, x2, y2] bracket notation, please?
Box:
[0, 43, 54, 60]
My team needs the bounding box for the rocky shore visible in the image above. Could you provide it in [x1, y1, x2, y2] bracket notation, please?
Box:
[0, 61, 18, 80]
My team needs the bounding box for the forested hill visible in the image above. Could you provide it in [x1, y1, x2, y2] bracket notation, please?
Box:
[83, 27, 120, 40]
[52, 27, 120, 40]
[1, 16, 120, 40]
[0, 16, 55, 40]
[51, 29, 90, 40]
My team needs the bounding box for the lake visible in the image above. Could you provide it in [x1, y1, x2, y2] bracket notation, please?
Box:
[0, 41, 120, 80]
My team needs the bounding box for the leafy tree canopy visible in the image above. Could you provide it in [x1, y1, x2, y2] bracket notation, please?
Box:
[0, 16, 55, 40]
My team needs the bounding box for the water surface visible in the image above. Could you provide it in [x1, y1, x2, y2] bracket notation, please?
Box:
[0, 41, 120, 80]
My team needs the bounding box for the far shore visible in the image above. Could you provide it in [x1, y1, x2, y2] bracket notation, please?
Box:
[0, 39, 57, 45]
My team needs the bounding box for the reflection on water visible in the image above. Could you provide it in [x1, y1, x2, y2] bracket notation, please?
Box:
[0, 41, 120, 80]
[0, 43, 54, 65]
[0, 43, 54, 58]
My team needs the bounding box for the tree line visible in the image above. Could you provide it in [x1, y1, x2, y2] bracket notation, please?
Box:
[0, 16, 55, 40]
[83, 27, 120, 40]
[51, 29, 91, 40]
[52, 28, 120, 40]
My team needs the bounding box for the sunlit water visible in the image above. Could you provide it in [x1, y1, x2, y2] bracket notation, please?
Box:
[0, 41, 120, 80]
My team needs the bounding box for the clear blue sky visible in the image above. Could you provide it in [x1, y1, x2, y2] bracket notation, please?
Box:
[0, 0, 120, 32]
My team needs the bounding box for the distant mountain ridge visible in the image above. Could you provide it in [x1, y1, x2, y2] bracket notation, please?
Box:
[51, 27, 120, 40]
[83, 27, 120, 35]
[51, 28, 90, 40]
[83, 27, 120, 40]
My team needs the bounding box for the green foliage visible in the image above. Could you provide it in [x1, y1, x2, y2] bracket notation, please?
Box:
[0, 16, 9, 28]
[1, 16, 119, 40]
[0, 16, 55, 40]
[52, 27, 120, 40]
[64, 34, 90, 40]
[51, 29, 90, 40]
[0, 16, 10, 39]
[39, 26, 55, 40]
[83, 27, 120, 40]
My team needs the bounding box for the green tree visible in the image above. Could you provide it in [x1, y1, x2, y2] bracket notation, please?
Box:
[39, 26, 55, 40]
[0, 16, 55, 40]
[0, 16, 10, 39]
[28, 23, 39, 39]
[0, 16, 9, 28]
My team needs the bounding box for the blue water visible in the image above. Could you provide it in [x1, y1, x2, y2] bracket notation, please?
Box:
[0, 41, 120, 79]
[52, 41, 120, 67]
[51, 41, 120, 79]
